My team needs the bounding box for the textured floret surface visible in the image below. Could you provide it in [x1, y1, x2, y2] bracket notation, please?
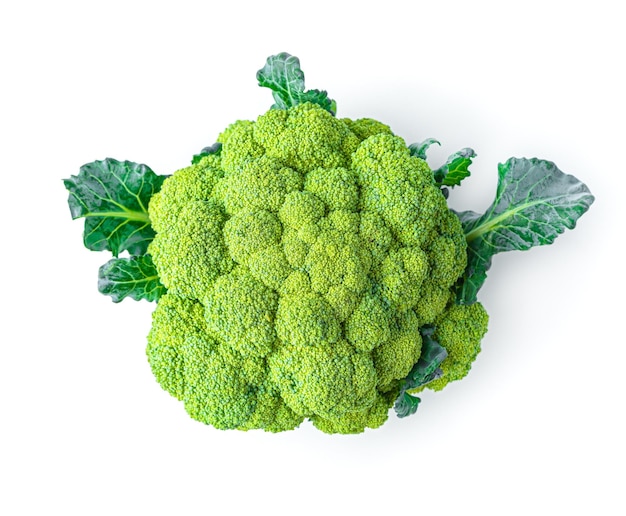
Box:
[146, 103, 473, 433]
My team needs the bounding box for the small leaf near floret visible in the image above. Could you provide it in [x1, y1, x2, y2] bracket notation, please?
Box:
[98, 254, 166, 303]
[394, 326, 448, 418]
[394, 392, 422, 418]
[433, 148, 476, 187]
[256, 53, 336, 115]
[191, 142, 222, 165]
[408, 138, 440, 160]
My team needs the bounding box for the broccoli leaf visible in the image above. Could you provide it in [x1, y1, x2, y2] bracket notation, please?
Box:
[402, 327, 448, 390]
[192, 142, 222, 165]
[64, 159, 165, 257]
[456, 157, 595, 304]
[257, 53, 336, 115]
[98, 255, 166, 302]
[394, 327, 448, 418]
[433, 148, 476, 187]
[394, 392, 422, 418]
[408, 138, 440, 160]
[299, 89, 337, 115]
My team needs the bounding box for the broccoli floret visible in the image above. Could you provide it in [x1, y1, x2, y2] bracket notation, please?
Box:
[421, 302, 489, 392]
[254, 102, 360, 172]
[217, 155, 303, 215]
[344, 292, 392, 353]
[310, 391, 395, 434]
[373, 309, 422, 391]
[268, 340, 377, 420]
[148, 155, 224, 234]
[204, 267, 278, 358]
[342, 117, 393, 141]
[146, 293, 207, 400]
[148, 292, 302, 432]
[148, 200, 233, 301]
[304, 166, 359, 211]
[275, 293, 341, 347]
[217, 120, 264, 174]
[146, 102, 484, 434]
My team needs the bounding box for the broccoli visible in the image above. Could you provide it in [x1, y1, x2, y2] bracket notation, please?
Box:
[64, 52, 594, 434]
[143, 99, 474, 433]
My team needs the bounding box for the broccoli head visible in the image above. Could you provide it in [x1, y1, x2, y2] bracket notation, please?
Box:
[144, 101, 479, 434]
[65, 53, 596, 434]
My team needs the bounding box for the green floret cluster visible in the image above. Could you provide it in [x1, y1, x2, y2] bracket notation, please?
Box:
[146, 102, 477, 434]
[429, 303, 489, 390]
[408, 303, 489, 395]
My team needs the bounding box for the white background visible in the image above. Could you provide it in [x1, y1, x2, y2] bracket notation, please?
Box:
[1, 1, 623, 514]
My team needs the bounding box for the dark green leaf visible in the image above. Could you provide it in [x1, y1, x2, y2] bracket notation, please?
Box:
[298, 89, 336, 115]
[433, 148, 476, 187]
[408, 138, 440, 160]
[98, 255, 166, 303]
[64, 158, 165, 256]
[394, 392, 422, 418]
[456, 158, 595, 304]
[192, 142, 222, 165]
[257, 53, 304, 109]
[256, 53, 336, 114]
[394, 326, 448, 418]
[402, 327, 448, 391]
